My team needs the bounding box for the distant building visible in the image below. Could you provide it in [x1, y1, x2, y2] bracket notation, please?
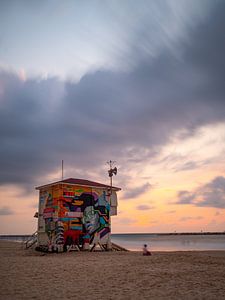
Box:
[35, 178, 120, 252]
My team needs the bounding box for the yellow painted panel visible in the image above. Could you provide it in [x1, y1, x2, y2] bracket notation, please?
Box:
[74, 186, 91, 194]
[73, 200, 83, 206]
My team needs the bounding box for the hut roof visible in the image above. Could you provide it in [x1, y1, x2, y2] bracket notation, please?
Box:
[36, 177, 121, 191]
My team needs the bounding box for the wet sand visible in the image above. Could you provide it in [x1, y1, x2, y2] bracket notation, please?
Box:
[0, 241, 225, 299]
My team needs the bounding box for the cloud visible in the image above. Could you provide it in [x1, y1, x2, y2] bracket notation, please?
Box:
[174, 158, 218, 173]
[136, 204, 154, 211]
[0, 0, 212, 80]
[176, 176, 225, 209]
[123, 183, 151, 200]
[179, 216, 203, 222]
[0, 206, 14, 216]
[0, 1, 225, 189]
[167, 210, 176, 214]
[113, 217, 136, 225]
[196, 176, 225, 208]
[177, 191, 196, 204]
[175, 161, 199, 172]
[184, 0, 225, 93]
[150, 220, 158, 224]
[160, 151, 219, 174]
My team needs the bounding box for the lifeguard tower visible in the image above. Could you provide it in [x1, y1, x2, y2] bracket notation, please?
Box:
[35, 178, 120, 252]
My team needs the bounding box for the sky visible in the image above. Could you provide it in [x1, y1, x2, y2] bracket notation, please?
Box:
[0, 0, 225, 234]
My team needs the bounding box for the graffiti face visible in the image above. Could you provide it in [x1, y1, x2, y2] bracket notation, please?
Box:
[83, 206, 99, 234]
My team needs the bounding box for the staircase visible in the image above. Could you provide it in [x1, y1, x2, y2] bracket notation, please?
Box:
[111, 242, 129, 251]
[24, 231, 38, 249]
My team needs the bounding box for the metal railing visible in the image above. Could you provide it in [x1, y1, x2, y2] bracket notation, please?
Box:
[24, 231, 38, 249]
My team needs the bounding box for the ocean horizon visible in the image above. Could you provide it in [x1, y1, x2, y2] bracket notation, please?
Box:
[112, 233, 225, 251]
[1, 232, 225, 251]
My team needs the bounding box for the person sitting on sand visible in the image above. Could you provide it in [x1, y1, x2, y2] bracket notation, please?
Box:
[143, 244, 151, 256]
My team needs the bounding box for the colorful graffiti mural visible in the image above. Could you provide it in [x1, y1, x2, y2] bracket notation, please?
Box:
[38, 183, 115, 252]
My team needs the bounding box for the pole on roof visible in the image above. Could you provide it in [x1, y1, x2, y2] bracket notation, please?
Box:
[62, 160, 64, 181]
[107, 160, 117, 198]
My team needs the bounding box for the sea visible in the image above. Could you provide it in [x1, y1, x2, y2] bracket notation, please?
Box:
[111, 233, 225, 251]
[1, 233, 225, 251]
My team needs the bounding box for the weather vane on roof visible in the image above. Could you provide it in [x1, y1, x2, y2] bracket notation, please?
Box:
[107, 160, 117, 195]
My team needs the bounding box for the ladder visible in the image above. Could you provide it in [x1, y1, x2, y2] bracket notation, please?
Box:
[90, 242, 128, 252]
[111, 242, 129, 251]
[24, 231, 38, 249]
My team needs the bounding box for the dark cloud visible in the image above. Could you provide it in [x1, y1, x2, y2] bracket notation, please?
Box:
[136, 204, 154, 211]
[177, 191, 196, 205]
[0, 1, 225, 189]
[176, 176, 225, 209]
[0, 72, 66, 186]
[0, 206, 14, 215]
[123, 183, 151, 200]
[196, 176, 225, 208]
[184, 0, 225, 92]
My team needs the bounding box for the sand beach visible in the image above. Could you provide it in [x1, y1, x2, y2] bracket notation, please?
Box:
[0, 241, 225, 300]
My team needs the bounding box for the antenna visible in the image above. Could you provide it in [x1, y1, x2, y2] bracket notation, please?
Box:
[61, 160, 64, 181]
[107, 160, 117, 198]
